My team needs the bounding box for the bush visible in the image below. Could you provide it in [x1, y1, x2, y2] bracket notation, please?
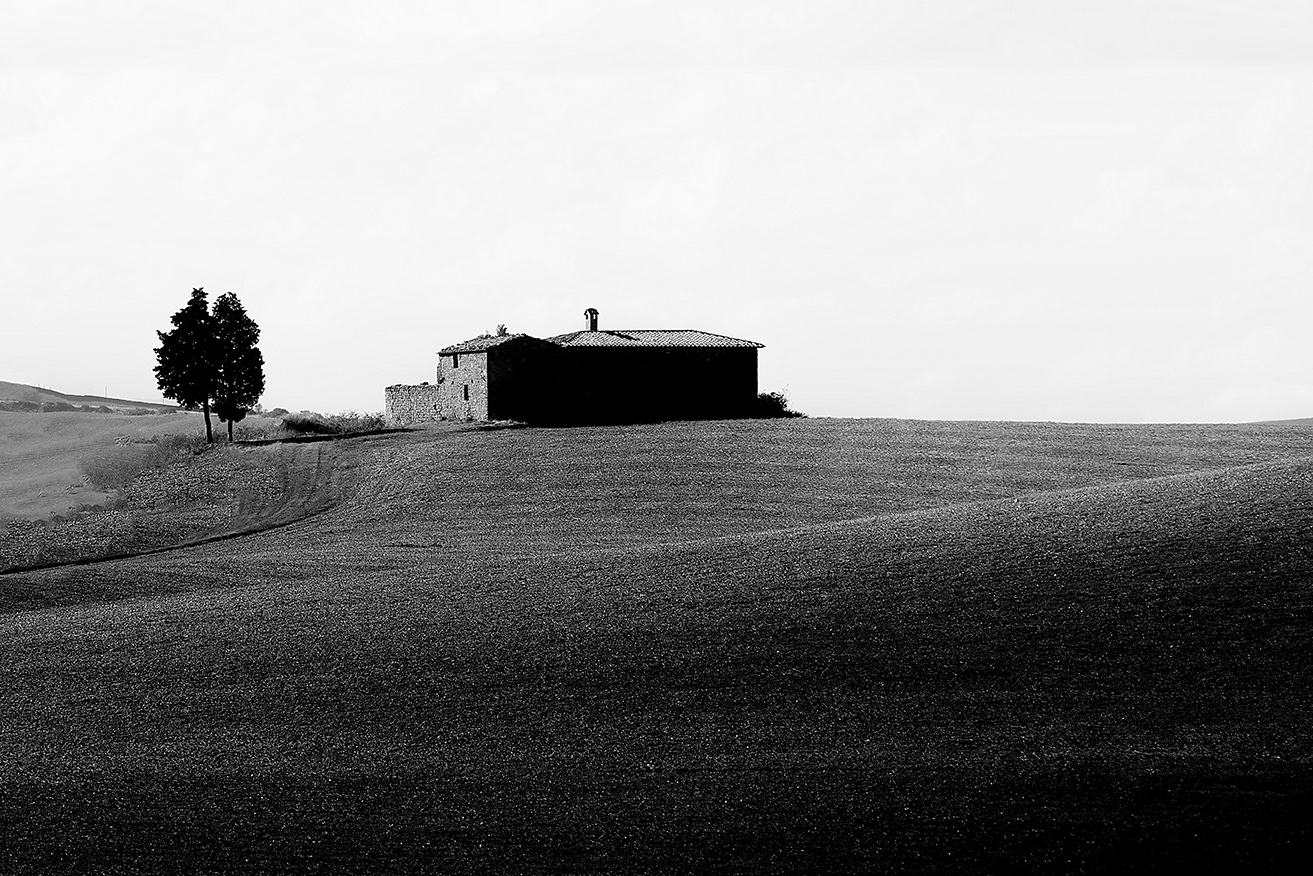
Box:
[326, 410, 386, 433]
[280, 412, 341, 435]
[233, 420, 279, 442]
[751, 391, 805, 419]
[151, 432, 210, 458]
[278, 410, 388, 438]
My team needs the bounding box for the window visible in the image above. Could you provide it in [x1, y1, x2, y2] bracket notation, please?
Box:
[463, 384, 469, 401]
[452, 353, 460, 368]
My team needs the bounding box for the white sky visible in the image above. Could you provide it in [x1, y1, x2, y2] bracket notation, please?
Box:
[2, 0, 1311, 421]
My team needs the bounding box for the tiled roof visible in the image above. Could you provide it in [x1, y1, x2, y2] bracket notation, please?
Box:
[438, 333, 528, 354]
[543, 330, 763, 349]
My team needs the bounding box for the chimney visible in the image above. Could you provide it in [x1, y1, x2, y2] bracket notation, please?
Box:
[584, 307, 599, 331]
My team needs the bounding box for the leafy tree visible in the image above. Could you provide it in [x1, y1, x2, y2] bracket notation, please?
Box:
[210, 292, 266, 443]
[153, 287, 216, 442]
[153, 288, 266, 443]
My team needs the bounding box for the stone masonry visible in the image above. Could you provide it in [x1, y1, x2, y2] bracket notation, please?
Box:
[384, 383, 446, 426]
[438, 350, 490, 421]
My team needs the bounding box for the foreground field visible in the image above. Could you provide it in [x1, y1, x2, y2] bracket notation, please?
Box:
[2, 418, 1311, 872]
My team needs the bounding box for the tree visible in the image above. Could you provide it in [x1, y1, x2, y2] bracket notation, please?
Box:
[210, 292, 266, 443]
[153, 287, 216, 442]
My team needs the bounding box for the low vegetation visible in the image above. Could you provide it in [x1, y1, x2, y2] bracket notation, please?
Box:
[751, 389, 805, 418]
[279, 409, 387, 436]
[0, 409, 207, 523]
[0, 400, 113, 413]
[77, 433, 211, 491]
[2, 418, 1311, 871]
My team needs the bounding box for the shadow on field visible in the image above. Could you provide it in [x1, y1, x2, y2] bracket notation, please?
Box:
[235, 427, 413, 446]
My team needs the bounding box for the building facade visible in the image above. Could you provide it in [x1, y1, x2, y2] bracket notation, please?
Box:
[385, 309, 763, 426]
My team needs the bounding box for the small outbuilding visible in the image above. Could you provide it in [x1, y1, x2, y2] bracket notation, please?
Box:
[386, 309, 763, 425]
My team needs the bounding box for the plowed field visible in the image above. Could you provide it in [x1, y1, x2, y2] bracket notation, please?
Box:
[2, 418, 1311, 872]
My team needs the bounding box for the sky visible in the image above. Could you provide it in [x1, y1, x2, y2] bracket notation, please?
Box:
[2, 0, 1311, 422]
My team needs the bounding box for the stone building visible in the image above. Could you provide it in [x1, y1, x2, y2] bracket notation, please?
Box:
[386, 308, 763, 425]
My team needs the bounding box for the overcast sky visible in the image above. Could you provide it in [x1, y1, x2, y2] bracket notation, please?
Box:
[2, 1, 1311, 421]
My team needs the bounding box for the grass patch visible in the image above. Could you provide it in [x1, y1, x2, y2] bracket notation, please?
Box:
[77, 433, 211, 491]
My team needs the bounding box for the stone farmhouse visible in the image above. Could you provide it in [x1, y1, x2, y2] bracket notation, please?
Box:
[385, 308, 763, 426]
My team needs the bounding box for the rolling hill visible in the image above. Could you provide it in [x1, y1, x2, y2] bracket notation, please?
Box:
[2, 418, 1311, 872]
[0, 380, 296, 526]
[0, 380, 193, 522]
[0, 380, 177, 413]
[0, 409, 208, 522]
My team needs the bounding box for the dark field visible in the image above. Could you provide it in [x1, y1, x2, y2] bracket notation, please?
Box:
[2, 418, 1311, 872]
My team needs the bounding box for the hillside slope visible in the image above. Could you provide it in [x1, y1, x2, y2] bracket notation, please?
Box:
[1, 419, 1311, 872]
[0, 380, 176, 412]
[0, 439, 347, 572]
[0, 409, 206, 521]
[7, 417, 1311, 602]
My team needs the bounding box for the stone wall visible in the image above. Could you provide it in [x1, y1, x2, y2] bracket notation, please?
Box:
[384, 383, 446, 426]
[437, 351, 490, 421]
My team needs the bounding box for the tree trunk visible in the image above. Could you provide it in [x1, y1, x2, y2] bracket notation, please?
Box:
[202, 399, 214, 443]
[227, 419, 234, 443]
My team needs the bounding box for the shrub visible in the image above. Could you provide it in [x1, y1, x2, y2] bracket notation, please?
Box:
[151, 432, 210, 458]
[280, 412, 341, 435]
[751, 391, 805, 419]
[233, 420, 279, 442]
[326, 410, 386, 433]
[279, 410, 388, 437]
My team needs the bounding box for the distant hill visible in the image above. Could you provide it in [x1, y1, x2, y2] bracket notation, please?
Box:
[0, 380, 177, 414]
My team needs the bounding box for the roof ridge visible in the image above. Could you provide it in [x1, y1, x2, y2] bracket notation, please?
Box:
[463, 328, 764, 349]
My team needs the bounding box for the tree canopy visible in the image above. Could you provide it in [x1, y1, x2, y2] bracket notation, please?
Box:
[153, 287, 216, 442]
[153, 288, 265, 443]
[211, 292, 266, 443]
